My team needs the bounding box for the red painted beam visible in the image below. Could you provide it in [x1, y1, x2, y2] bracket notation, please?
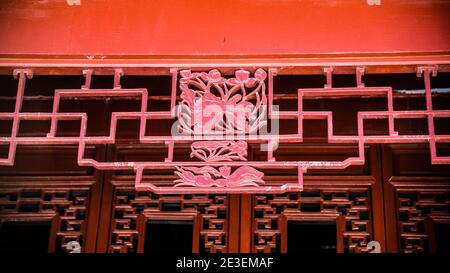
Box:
[0, 0, 449, 56]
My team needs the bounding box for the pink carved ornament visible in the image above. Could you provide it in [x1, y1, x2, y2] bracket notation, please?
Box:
[177, 68, 267, 135]
[175, 140, 263, 188]
[0, 66, 449, 194]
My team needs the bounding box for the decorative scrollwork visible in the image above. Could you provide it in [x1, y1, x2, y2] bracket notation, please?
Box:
[177, 68, 268, 135]
[174, 166, 264, 188]
[190, 141, 248, 162]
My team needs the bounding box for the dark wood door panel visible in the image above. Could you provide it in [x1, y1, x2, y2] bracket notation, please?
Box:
[0, 178, 101, 252]
[240, 144, 387, 253]
[387, 144, 450, 177]
[0, 213, 59, 253]
[0, 145, 106, 253]
[96, 176, 234, 253]
[382, 144, 450, 253]
[245, 183, 374, 253]
[0, 145, 99, 176]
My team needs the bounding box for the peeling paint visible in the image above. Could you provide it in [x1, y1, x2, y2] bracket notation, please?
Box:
[395, 88, 450, 94]
[66, 0, 81, 6]
[367, 0, 381, 5]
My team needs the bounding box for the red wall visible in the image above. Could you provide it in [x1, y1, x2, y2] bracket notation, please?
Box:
[0, 0, 449, 56]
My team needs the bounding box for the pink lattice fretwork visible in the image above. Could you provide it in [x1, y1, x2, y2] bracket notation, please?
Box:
[0, 66, 449, 193]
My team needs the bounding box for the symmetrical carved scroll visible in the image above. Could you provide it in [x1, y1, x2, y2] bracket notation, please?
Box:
[175, 166, 264, 188]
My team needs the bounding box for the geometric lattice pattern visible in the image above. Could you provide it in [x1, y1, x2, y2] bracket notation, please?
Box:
[397, 189, 450, 253]
[1, 66, 449, 194]
[0, 187, 89, 252]
[253, 187, 372, 253]
[110, 188, 228, 253]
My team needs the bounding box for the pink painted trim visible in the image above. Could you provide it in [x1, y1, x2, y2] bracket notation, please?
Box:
[1, 66, 449, 194]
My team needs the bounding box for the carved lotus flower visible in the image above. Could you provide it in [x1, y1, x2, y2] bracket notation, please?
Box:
[200, 69, 225, 84]
[177, 68, 267, 135]
[226, 68, 267, 87]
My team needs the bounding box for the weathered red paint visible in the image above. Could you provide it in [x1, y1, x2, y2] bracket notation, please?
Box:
[0, 0, 449, 56]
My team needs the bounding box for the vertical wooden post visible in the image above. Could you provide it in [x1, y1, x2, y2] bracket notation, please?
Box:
[239, 194, 252, 253]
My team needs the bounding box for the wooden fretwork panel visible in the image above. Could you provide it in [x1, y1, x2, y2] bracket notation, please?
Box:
[251, 186, 373, 253]
[396, 189, 450, 253]
[108, 186, 229, 253]
[0, 144, 105, 253]
[0, 185, 91, 252]
[382, 144, 450, 253]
